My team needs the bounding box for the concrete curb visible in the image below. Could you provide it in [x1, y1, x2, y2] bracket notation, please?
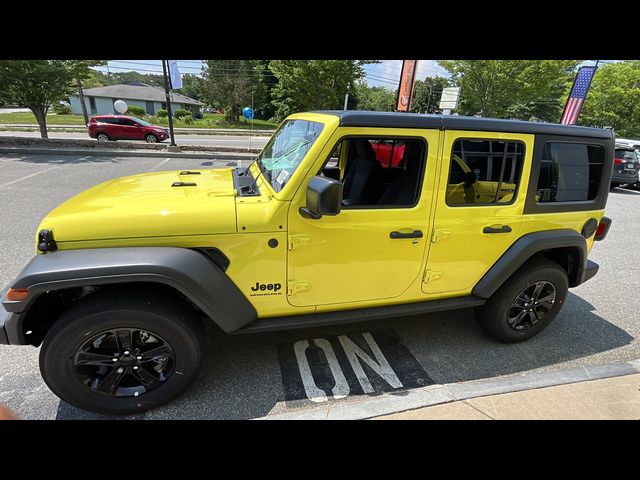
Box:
[261, 359, 640, 420]
[0, 147, 255, 161]
[0, 124, 274, 136]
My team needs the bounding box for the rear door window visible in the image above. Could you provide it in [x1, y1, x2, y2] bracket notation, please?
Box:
[446, 139, 525, 205]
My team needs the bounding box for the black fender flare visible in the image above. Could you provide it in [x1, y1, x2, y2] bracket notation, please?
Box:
[472, 230, 588, 299]
[2, 247, 256, 334]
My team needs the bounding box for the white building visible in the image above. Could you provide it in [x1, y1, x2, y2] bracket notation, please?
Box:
[68, 82, 203, 116]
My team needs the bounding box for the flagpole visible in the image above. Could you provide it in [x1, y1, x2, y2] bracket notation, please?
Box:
[162, 59, 177, 147]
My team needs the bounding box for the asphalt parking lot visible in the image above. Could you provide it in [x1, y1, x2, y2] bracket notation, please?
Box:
[0, 152, 638, 419]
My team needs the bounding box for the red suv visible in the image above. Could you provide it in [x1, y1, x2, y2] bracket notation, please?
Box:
[370, 139, 406, 167]
[88, 115, 170, 143]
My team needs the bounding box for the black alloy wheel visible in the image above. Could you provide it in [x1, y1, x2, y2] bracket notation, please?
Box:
[507, 281, 556, 331]
[73, 328, 175, 398]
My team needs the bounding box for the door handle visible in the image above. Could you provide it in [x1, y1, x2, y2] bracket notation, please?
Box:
[390, 230, 423, 239]
[483, 225, 512, 234]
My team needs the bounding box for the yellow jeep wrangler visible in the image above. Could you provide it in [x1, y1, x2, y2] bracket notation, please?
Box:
[0, 111, 613, 414]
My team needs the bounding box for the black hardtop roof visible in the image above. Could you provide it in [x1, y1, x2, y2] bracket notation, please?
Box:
[311, 110, 614, 140]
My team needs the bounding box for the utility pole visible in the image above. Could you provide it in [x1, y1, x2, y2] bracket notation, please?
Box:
[76, 78, 89, 125]
[344, 85, 350, 110]
[426, 83, 434, 113]
[162, 59, 177, 147]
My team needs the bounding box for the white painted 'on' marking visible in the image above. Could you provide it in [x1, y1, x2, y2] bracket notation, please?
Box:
[294, 339, 349, 403]
[293, 332, 403, 402]
[338, 332, 403, 393]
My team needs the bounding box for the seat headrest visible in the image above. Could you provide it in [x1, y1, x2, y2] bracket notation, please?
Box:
[404, 142, 422, 173]
[354, 139, 376, 161]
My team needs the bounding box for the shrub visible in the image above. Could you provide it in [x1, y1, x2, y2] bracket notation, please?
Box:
[53, 101, 72, 115]
[174, 109, 192, 119]
[126, 105, 146, 116]
[182, 116, 194, 125]
[157, 109, 168, 118]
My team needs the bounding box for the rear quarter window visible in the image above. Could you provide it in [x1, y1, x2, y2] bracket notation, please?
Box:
[536, 142, 604, 202]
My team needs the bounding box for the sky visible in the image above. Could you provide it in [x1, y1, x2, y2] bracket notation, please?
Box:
[93, 60, 451, 89]
[94, 59, 607, 90]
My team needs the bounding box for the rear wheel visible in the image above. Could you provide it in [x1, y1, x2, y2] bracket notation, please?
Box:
[39, 291, 203, 415]
[476, 258, 568, 343]
[145, 134, 158, 143]
[96, 132, 109, 141]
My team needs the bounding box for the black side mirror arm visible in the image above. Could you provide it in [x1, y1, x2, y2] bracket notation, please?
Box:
[299, 207, 322, 220]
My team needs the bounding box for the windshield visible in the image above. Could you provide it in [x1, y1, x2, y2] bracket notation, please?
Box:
[256, 119, 324, 192]
[130, 117, 152, 127]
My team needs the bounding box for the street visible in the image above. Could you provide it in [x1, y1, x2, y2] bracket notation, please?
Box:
[0, 130, 270, 148]
[0, 152, 638, 419]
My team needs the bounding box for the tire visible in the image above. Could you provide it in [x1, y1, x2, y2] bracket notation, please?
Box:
[145, 134, 158, 143]
[96, 132, 109, 141]
[39, 290, 203, 415]
[475, 257, 568, 343]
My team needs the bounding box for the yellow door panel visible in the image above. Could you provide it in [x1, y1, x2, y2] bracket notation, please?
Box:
[287, 127, 441, 307]
[424, 130, 534, 295]
[287, 209, 429, 306]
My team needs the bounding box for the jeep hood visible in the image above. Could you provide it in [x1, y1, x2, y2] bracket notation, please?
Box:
[38, 169, 238, 242]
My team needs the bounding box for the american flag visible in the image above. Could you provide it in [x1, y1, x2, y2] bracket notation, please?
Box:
[560, 66, 597, 125]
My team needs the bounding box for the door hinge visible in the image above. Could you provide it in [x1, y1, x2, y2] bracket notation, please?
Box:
[288, 281, 311, 295]
[288, 234, 312, 251]
[431, 229, 451, 243]
[423, 270, 443, 283]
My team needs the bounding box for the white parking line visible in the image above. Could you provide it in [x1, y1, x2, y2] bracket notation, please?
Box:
[0, 165, 60, 188]
[149, 158, 172, 172]
[0, 155, 95, 188]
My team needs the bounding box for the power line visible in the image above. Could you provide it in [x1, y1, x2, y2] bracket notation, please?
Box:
[109, 60, 203, 72]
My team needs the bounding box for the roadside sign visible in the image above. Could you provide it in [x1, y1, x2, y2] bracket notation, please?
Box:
[439, 87, 461, 110]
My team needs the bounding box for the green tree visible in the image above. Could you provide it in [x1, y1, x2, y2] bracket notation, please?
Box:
[179, 73, 205, 102]
[68, 60, 106, 125]
[83, 69, 109, 88]
[411, 77, 451, 114]
[201, 60, 254, 124]
[269, 60, 369, 121]
[438, 60, 580, 121]
[352, 81, 395, 111]
[104, 71, 165, 87]
[251, 60, 278, 120]
[579, 61, 640, 137]
[0, 60, 79, 138]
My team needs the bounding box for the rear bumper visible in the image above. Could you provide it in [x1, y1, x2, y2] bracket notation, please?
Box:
[582, 259, 599, 284]
[611, 171, 639, 184]
[0, 309, 8, 345]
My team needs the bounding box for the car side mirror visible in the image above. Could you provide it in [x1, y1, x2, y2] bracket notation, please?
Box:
[299, 175, 342, 220]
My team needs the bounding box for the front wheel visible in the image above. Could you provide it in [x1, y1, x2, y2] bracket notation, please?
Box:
[39, 291, 203, 415]
[145, 134, 158, 143]
[476, 257, 569, 343]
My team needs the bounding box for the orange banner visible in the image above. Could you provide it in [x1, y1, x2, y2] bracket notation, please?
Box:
[396, 60, 418, 112]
